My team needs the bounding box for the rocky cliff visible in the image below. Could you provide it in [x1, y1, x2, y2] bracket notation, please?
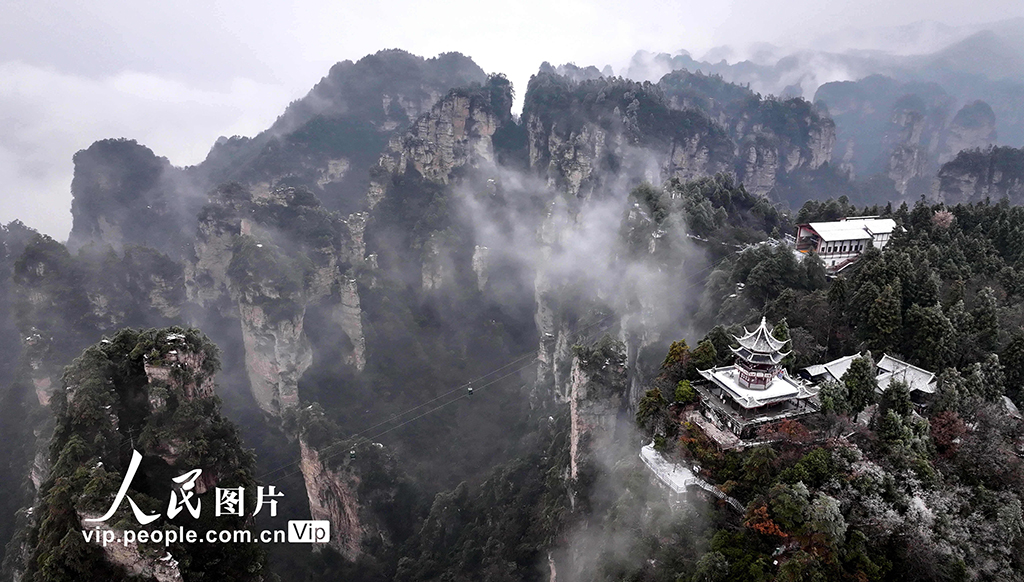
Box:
[523, 74, 736, 201]
[369, 79, 512, 210]
[67, 50, 488, 273]
[815, 76, 954, 186]
[884, 106, 929, 195]
[298, 438, 373, 560]
[67, 139, 203, 260]
[938, 100, 998, 165]
[186, 183, 366, 414]
[14, 327, 265, 582]
[567, 338, 628, 482]
[814, 77, 1006, 199]
[197, 50, 488, 217]
[727, 97, 835, 196]
[11, 234, 186, 408]
[657, 70, 835, 198]
[290, 404, 417, 562]
[935, 145, 1024, 204]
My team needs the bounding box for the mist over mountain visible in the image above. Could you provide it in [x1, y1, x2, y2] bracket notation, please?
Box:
[2, 31, 1024, 582]
[618, 17, 1024, 197]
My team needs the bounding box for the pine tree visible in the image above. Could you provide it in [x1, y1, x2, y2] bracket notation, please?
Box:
[879, 379, 911, 418]
[1001, 334, 1024, 403]
[842, 355, 878, 415]
[868, 283, 901, 354]
[690, 339, 718, 375]
[905, 304, 955, 370]
[973, 287, 999, 354]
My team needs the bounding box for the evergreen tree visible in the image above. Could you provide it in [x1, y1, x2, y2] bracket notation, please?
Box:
[675, 380, 697, 404]
[973, 287, 999, 354]
[978, 354, 1006, 402]
[867, 283, 901, 354]
[879, 379, 911, 418]
[818, 380, 849, 414]
[827, 276, 847, 310]
[904, 304, 955, 370]
[803, 254, 827, 290]
[905, 261, 939, 309]
[771, 318, 795, 370]
[842, 355, 878, 415]
[946, 300, 976, 365]
[660, 339, 690, 383]
[636, 388, 668, 437]
[703, 326, 734, 366]
[850, 281, 880, 330]
[690, 339, 718, 375]
[1001, 334, 1024, 403]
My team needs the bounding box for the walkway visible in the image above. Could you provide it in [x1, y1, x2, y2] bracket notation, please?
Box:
[639, 443, 745, 513]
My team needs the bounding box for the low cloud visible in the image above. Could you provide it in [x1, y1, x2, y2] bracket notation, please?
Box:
[0, 61, 293, 239]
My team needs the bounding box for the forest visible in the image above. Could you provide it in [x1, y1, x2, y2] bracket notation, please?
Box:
[1, 45, 1023, 582]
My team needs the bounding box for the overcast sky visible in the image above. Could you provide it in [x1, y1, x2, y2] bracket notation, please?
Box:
[2, 0, 1022, 239]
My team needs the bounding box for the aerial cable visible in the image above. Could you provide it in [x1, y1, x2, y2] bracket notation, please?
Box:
[256, 259, 720, 482]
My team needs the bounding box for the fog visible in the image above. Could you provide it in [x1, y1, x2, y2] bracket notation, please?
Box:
[3, 1, 1023, 240]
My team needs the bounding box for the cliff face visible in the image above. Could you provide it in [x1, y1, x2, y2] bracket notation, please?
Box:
[67, 139, 203, 260]
[728, 98, 835, 195]
[197, 50, 488, 217]
[16, 328, 264, 582]
[523, 74, 736, 201]
[938, 100, 998, 165]
[11, 235, 185, 408]
[69, 51, 488, 264]
[885, 109, 929, 195]
[567, 340, 628, 481]
[369, 83, 511, 211]
[815, 76, 954, 187]
[186, 183, 366, 414]
[738, 135, 780, 197]
[935, 145, 1024, 204]
[815, 77, 1005, 198]
[657, 70, 835, 197]
[291, 404, 417, 563]
[298, 439, 373, 560]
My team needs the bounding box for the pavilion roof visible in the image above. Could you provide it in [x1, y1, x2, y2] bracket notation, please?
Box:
[734, 317, 788, 354]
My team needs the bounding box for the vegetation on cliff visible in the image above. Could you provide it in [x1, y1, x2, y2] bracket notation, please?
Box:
[635, 197, 1024, 581]
[22, 327, 265, 582]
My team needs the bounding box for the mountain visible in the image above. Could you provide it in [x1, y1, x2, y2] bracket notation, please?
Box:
[622, 17, 1024, 193]
[3, 45, 1024, 582]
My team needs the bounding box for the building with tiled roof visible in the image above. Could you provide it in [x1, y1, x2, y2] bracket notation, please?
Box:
[801, 353, 937, 398]
[695, 317, 819, 440]
[795, 217, 897, 273]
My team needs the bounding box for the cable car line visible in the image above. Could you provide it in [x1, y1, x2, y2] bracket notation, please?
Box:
[256, 259, 720, 482]
[255, 308, 620, 482]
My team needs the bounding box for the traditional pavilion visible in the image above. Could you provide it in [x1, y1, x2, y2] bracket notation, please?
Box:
[694, 317, 818, 440]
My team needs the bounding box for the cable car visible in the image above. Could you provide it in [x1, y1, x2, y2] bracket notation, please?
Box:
[467, 382, 473, 396]
[349, 449, 356, 461]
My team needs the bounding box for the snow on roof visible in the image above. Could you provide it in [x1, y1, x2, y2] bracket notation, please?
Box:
[734, 317, 788, 353]
[1003, 396, 1022, 420]
[806, 218, 897, 242]
[875, 355, 936, 394]
[825, 354, 860, 381]
[699, 365, 811, 409]
[806, 353, 936, 394]
[803, 363, 827, 378]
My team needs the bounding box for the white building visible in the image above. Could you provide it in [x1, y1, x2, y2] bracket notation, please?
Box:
[801, 353, 936, 397]
[795, 217, 897, 273]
